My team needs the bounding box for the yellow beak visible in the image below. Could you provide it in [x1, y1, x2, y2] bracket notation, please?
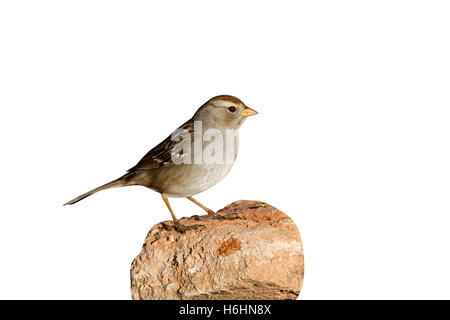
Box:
[241, 106, 258, 117]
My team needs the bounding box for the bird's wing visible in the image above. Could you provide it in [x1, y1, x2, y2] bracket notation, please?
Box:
[127, 120, 194, 171]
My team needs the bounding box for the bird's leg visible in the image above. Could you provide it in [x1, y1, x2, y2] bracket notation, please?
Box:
[161, 193, 186, 233]
[187, 196, 215, 215]
[160, 194, 206, 233]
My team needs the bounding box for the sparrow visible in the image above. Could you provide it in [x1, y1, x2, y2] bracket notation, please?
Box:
[64, 95, 258, 232]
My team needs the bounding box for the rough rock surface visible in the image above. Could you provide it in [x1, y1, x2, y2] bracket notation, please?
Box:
[130, 200, 304, 300]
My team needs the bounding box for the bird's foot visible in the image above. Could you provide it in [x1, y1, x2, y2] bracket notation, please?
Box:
[160, 221, 205, 234]
[206, 209, 215, 215]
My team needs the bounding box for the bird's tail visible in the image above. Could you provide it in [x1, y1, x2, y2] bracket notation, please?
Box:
[63, 172, 137, 206]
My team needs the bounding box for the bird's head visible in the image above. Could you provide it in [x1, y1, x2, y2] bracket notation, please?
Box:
[194, 95, 258, 129]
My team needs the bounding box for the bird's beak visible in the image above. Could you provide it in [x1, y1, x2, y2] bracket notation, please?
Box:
[241, 106, 258, 117]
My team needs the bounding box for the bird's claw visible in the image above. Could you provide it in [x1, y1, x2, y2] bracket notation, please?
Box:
[160, 221, 205, 234]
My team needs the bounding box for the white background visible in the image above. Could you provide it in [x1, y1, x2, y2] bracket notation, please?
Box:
[1, 1, 449, 299]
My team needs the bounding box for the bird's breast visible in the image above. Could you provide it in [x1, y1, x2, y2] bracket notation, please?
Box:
[147, 162, 235, 197]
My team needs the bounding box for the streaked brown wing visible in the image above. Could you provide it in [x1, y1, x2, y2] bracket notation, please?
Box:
[127, 120, 194, 171]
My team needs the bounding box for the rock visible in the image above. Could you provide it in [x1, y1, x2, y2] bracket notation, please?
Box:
[130, 200, 304, 300]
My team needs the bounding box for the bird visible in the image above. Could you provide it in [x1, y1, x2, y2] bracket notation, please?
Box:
[64, 95, 258, 232]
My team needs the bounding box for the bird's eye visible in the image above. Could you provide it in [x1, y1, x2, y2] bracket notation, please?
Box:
[227, 106, 236, 113]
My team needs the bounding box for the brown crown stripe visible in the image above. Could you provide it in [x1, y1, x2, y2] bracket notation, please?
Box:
[209, 95, 244, 105]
